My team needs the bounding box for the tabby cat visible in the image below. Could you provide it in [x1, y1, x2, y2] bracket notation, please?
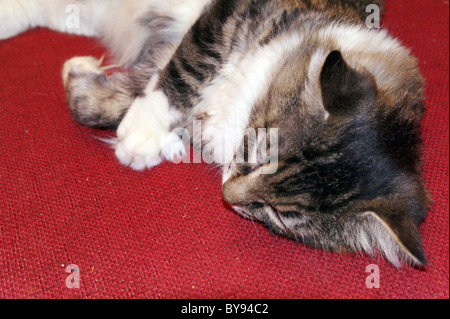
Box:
[0, 0, 430, 267]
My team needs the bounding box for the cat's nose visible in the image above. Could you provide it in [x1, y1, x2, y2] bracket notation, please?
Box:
[222, 180, 242, 206]
[222, 176, 257, 206]
[222, 177, 255, 206]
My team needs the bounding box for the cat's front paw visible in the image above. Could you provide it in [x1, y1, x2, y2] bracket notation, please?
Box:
[114, 95, 186, 171]
[115, 128, 186, 171]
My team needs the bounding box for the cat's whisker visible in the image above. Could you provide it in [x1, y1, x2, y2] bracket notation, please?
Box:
[95, 136, 119, 149]
[250, 220, 260, 237]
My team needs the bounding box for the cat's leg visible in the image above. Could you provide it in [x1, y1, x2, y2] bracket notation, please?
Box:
[0, 0, 114, 40]
[114, 76, 186, 170]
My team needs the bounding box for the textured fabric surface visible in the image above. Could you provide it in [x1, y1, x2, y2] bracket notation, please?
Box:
[0, 0, 448, 299]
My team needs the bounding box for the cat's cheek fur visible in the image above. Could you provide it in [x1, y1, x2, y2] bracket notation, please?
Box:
[115, 77, 184, 170]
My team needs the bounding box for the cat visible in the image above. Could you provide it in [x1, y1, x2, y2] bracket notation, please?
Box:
[0, 0, 430, 268]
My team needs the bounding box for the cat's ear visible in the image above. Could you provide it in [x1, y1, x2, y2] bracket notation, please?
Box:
[357, 200, 427, 268]
[320, 50, 377, 116]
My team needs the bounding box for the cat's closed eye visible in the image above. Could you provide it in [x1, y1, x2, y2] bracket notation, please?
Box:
[248, 202, 265, 210]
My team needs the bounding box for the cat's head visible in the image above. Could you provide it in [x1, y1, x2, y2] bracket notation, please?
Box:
[222, 35, 430, 268]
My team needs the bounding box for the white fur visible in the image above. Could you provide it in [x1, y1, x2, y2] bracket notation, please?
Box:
[303, 48, 332, 120]
[0, 0, 112, 39]
[319, 24, 401, 53]
[0, 0, 211, 67]
[0, 0, 43, 39]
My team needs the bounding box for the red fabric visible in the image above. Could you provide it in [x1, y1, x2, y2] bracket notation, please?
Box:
[0, 0, 448, 299]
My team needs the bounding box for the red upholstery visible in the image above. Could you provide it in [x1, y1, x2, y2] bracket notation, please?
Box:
[0, 0, 448, 298]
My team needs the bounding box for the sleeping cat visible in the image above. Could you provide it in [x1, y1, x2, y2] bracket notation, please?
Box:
[0, 0, 430, 267]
